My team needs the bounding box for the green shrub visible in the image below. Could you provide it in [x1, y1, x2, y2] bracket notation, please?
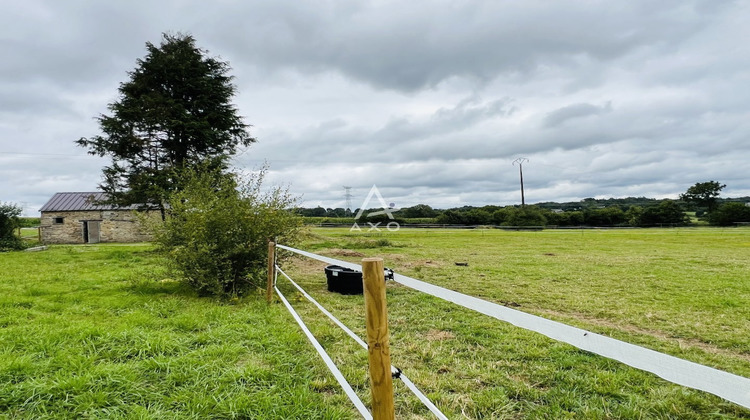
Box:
[709, 202, 750, 226]
[18, 217, 40, 228]
[0, 202, 24, 251]
[638, 201, 690, 226]
[149, 167, 300, 297]
[499, 206, 547, 227]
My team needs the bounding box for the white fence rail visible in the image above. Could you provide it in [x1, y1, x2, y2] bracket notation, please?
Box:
[276, 244, 750, 410]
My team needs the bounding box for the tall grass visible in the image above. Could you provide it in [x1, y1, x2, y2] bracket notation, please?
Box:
[0, 245, 356, 419]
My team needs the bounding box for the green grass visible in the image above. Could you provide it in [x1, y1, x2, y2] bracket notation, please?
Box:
[0, 244, 356, 419]
[3, 229, 750, 418]
[274, 227, 750, 419]
[18, 227, 39, 239]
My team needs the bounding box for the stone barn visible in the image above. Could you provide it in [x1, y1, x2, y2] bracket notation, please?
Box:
[39, 192, 154, 244]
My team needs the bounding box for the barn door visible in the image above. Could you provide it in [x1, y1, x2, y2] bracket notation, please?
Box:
[85, 221, 100, 244]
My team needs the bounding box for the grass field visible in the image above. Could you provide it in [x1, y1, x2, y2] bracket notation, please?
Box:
[0, 245, 353, 419]
[278, 227, 750, 418]
[1, 228, 749, 418]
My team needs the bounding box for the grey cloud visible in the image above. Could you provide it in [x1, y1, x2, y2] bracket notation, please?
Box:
[372, 96, 514, 145]
[205, 1, 719, 91]
[543, 102, 612, 128]
[0, 84, 75, 117]
[2, 0, 750, 213]
[241, 95, 516, 167]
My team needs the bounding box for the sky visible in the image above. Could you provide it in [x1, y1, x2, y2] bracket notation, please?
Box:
[2, 0, 749, 215]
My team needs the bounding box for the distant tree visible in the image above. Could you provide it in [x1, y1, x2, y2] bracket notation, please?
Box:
[463, 209, 492, 225]
[328, 208, 348, 218]
[709, 202, 750, 226]
[639, 201, 689, 226]
[399, 204, 438, 218]
[77, 33, 254, 219]
[479, 205, 503, 214]
[0, 202, 24, 251]
[580, 198, 598, 208]
[492, 208, 509, 225]
[625, 206, 644, 226]
[299, 206, 327, 217]
[583, 207, 626, 226]
[502, 206, 547, 227]
[436, 210, 467, 225]
[680, 181, 726, 213]
[562, 211, 584, 226]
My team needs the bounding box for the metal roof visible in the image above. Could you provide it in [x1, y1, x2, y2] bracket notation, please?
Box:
[39, 192, 141, 212]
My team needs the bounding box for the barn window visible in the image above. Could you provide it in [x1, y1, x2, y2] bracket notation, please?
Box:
[53, 217, 64, 224]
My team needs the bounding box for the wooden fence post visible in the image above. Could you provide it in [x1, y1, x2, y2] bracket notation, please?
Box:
[362, 257, 395, 420]
[266, 240, 276, 304]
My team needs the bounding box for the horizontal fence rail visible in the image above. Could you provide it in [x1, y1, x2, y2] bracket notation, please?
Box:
[276, 244, 750, 410]
[275, 265, 449, 419]
[274, 283, 373, 419]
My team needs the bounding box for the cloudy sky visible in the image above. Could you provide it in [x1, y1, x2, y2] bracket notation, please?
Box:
[2, 1, 749, 215]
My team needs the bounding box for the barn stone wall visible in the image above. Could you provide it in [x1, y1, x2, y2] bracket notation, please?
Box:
[40, 210, 155, 244]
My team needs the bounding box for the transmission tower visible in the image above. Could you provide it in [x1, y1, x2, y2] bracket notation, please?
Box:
[512, 158, 529, 207]
[343, 186, 353, 212]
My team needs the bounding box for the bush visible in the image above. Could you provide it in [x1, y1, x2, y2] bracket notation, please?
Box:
[435, 210, 467, 225]
[494, 206, 547, 226]
[399, 204, 438, 218]
[0, 202, 24, 251]
[709, 202, 750, 226]
[638, 201, 689, 227]
[18, 217, 40, 228]
[150, 167, 300, 297]
[463, 209, 493, 225]
[583, 207, 627, 226]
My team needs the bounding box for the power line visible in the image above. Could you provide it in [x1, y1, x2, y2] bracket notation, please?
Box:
[0, 151, 95, 158]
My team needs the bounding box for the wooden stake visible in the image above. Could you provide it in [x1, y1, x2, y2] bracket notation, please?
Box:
[266, 240, 276, 304]
[362, 257, 395, 420]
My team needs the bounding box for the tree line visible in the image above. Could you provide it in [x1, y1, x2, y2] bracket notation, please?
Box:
[296, 191, 750, 227]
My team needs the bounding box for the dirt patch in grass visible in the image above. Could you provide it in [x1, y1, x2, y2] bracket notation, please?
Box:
[282, 255, 328, 277]
[424, 329, 455, 341]
[327, 249, 366, 257]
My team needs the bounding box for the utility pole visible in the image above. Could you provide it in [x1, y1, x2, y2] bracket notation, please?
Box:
[343, 186, 353, 214]
[512, 158, 528, 207]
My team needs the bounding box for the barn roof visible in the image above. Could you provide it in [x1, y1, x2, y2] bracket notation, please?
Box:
[39, 192, 141, 212]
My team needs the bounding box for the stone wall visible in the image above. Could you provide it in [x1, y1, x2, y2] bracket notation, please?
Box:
[40, 210, 155, 244]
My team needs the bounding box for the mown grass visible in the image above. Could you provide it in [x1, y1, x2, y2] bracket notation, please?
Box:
[3, 229, 750, 419]
[0, 244, 357, 419]
[274, 227, 750, 419]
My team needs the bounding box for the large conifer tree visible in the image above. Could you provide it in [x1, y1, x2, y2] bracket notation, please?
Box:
[77, 33, 254, 218]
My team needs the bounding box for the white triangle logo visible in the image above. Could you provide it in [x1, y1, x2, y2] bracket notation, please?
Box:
[354, 185, 398, 220]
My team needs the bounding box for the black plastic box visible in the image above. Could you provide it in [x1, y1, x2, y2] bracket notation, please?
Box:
[324, 265, 363, 295]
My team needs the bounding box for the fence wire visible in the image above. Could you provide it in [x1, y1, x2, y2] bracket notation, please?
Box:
[276, 265, 449, 420]
[276, 243, 750, 410]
